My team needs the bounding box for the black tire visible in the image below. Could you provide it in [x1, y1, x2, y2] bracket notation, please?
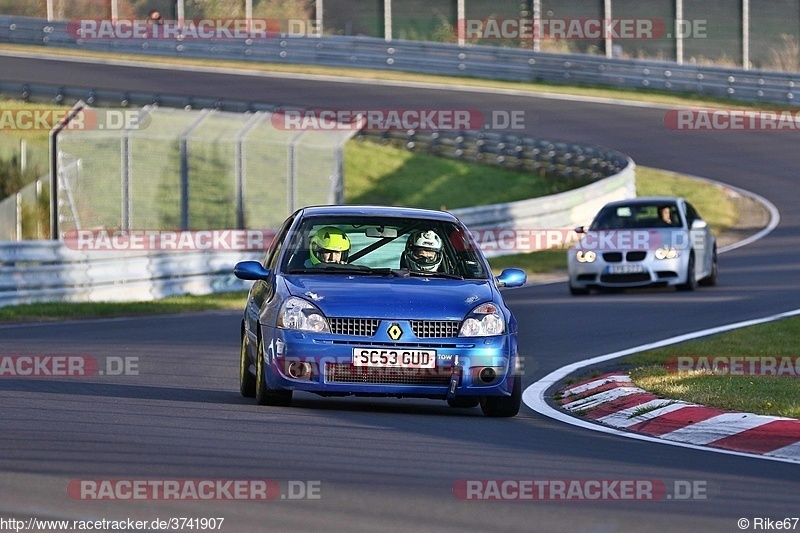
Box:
[239, 330, 256, 398]
[480, 375, 522, 418]
[447, 396, 480, 408]
[698, 246, 718, 287]
[255, 336, 292, 407]
[569, 284, 590, 296]
[676, 252, 697, 292]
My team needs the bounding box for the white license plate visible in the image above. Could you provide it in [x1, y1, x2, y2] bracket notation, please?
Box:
[352, 348, 436, 368]
[607, 264, 645, 274]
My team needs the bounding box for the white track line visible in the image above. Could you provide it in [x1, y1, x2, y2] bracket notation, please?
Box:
[523, 307, 800, 465]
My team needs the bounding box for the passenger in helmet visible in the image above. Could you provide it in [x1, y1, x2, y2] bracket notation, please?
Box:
[404, 229, 443, 272]
[308, 226, 351, 265]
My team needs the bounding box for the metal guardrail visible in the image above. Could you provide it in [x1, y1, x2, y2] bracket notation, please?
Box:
[0, 241, 260, 306]
[2, 15, 800, 106]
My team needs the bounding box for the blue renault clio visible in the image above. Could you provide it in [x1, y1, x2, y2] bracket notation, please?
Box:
[234, 205, 526, 417]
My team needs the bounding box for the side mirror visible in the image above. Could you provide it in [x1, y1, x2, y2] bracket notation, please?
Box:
[690, 219, 708, 230]
[234, 261, 271, 281]
[496, 268, 527, 288]
[574, 226, 586, 234]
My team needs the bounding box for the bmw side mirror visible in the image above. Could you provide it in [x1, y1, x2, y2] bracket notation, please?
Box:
[496, 268, 526, 288]
[691, 219, 708, 230]
[574, 226, 586, 234]
[234, 261, 271, 281]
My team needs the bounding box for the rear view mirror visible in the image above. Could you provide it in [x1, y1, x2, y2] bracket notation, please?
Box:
[365, 227, 398, 238]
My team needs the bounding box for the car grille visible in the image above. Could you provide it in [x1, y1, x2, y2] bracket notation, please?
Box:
[603, 252, 623, 263]
[410, 320, 460, 338]
[329, 318, 380, 337]
[626, 251, 647, 262]
[600, 273, 651, 284]
[324, 363, 451, 386]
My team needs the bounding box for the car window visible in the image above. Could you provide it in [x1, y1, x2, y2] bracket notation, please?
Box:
[264, 216, 294, 269]
[685, 203, 701, 226]
[590, 204, 681, 229]
[280, 216, 489, 279]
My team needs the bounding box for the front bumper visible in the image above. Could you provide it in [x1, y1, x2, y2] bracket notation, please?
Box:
[259, 324, 517, 400]
[568, 251, 688, 288]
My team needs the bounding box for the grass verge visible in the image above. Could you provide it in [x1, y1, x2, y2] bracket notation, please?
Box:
[622, 317, 800, 418]
[0, 291, 248, 323]
[344, 139, 587, 209]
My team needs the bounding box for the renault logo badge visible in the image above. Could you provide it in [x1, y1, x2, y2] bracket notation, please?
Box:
[387, 324, 402, 340]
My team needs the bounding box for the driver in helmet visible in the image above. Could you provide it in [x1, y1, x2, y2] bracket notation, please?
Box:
[404, 229, 443, 272]
[307, 226, 351, 266]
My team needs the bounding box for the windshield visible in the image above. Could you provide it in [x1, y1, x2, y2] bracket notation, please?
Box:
[590, 203, 682, 230]
[280, 215, 489, 280]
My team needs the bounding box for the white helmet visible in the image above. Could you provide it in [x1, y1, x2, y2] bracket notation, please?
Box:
[405, 230, 443, 272]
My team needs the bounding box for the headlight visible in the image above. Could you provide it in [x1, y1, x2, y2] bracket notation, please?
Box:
[278, 297, 330, 333]
[655, 247, 679, 260]
[459, 302, 505, 337]
[576, 250, 597, 263]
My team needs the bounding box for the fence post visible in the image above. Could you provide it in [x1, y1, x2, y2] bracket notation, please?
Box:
[532, 0, 541, 52]
[234, 112, 266, 229]
[121, 133, 131, 230]
[384, 0, 392, 42]
[49, 101, 86, 240]
[676, 0, 684, 64]
[179, 109, 212, 230]
[15, 192, 21, 241]
[287, 131, 305, 213]
[316, 0, 324, 37]
[20, 139, 26, 174]
[604, 0, 612, 58]
[742, 0, 750, 70]
[35, 179, 42, 239]
[457, 0, 465, 47]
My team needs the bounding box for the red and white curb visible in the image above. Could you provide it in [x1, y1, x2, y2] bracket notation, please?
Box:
[557, 373, 800, 463]
[523, 307, 800, 466]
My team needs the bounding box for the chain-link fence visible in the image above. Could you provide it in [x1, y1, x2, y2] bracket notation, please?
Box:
[0, 105, 355, 240]
[1, 0, 797, 69]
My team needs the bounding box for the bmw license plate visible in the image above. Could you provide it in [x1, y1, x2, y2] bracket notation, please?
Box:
[606, 265, 645, 274]
[352, 348, 436, 368]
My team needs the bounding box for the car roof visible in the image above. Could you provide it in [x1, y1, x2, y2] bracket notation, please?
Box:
[296, 205, 460, 222]
[601, 196, 684, 208]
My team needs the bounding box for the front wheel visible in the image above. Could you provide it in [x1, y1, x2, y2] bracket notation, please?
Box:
[677, 253, 697, 291]
[239, 332, 256, 398]
[699, 246, 718, 287]
[480, 375, 522, 417]
[255, 336, 292, 407]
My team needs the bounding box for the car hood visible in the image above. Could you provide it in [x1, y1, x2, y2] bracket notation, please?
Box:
[575, 228, 689, 251]
[282, 275, 495, 320]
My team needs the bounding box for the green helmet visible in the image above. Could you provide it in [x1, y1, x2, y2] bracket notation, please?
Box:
[310, 226, 351, 264]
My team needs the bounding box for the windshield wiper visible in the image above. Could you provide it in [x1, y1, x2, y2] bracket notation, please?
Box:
[288, 264, 373, 274]
[407, 270, 465, 280]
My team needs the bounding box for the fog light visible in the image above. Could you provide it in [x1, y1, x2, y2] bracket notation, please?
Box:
[479, 367, 497, 383]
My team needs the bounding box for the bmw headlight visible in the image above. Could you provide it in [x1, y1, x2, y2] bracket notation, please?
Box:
[459, 302, 505, 337]
[655, 247, 679, 260]
[576, 250, 597, 263]
[278, 297, 330, 333]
